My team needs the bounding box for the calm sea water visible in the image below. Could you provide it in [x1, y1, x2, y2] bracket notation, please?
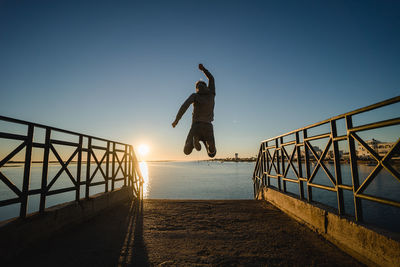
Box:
[141, 161, 254, 199]
[0, 161, 399, 233]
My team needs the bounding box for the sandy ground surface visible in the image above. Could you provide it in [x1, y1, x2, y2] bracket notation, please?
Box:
[8, 199, 363, 266]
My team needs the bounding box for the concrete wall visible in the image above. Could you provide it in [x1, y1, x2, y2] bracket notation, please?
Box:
[0, 186, 134, 261]
[257, 187, 400, 267]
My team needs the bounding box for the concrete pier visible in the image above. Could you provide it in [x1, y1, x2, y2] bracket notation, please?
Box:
[257, 187, 400, 266]
[6, 199, 362, 266]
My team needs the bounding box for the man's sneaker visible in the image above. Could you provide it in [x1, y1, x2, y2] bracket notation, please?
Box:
[193, 136, 201, 151]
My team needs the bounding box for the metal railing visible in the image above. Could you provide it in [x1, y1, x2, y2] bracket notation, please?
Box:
[0, 115, 143, 219]
[253, 96, 400, 222]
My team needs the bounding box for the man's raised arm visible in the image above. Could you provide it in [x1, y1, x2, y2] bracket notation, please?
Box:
[199, 64, 215, 95]
[172, 94, 196, 128]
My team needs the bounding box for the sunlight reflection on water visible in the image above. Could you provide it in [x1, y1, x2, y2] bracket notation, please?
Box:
[139, 161, 149, 198]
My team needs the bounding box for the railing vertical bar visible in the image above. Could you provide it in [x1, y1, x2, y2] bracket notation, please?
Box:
[296, 132, 304, 199]
[85, 137, 92, 199]
[346, 115, 363, 221]
[128, 146, 132, 187]
[280, 137, 286, 193]
[132, 146, 135, 188]
[260, 142, 264, 187]
[253, 145, 261, 180]
[39, 128, 51, 212]
[266, 141, 270, 186]
[133, 146, 136, 188]
[76, 135, 82, 202]
[20, 124, 34, 218]
[112, 142, 116, 191]
[254, 144, 262, 198]
[263, 143, 267, 187]
[254, 146, 258, 197]
[276, 139, 281, 191]
[124, 145, 127, 187]
[127, 146, 130, 187]
[331, 120, 344, 215]
[106, 141, 110, 192]
[303, 129, 312, 202]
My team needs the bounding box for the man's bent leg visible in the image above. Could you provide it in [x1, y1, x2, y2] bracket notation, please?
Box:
[204, 123, 216, 158]
[184, 127, 195, 155]
[206, 139, 216, 158]
[193, 135, 201, 151]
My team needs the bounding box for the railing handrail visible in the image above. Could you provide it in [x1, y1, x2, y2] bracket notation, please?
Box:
[0, 115, 129, 146]
[261, 95, 400, 143]
[253, 95, 400, 228]
[0, 115, 143, 220]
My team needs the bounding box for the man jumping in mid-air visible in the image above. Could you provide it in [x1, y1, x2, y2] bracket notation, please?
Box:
[172, 64, 216, 158]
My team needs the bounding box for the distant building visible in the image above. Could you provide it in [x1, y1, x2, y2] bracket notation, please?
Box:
[327, 150, 343, 159]
[357, 139, 395, 159]
[299, 146, 322, 159]
[235, 153, 239, 161]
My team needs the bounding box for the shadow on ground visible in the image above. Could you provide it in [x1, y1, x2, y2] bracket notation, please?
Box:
[120, 200, 150, 266]
[8, 200, 149, 267]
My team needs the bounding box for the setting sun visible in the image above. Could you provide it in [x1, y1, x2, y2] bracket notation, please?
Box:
[137, 144, 150, 157]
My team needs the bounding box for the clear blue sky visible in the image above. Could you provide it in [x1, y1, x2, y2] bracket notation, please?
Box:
[0, 0, 399, 160]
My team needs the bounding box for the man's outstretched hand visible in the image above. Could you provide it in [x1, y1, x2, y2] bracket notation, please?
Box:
[172, 120, 178, 128]
[198, 64, 205, 71]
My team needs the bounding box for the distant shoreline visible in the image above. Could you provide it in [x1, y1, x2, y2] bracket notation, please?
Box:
[209, 158, 256, 162]
[3, 158, 399, 167]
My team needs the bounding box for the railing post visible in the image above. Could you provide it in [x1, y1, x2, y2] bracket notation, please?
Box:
[296, 132, 304, 199]
[76, 135, 82, 202]
[124, 145, 127, 187]
[39, 128, 51, 212]
[275, 139, 281, 191]
[106, 141, 110, 192]
[260, 143, 264, 187]
[253, 144, 262, 197]
[132, 146, 135, 188]
[331, 120, 344, 215]
[303, 129, 312, 202]
[262, 143, 267, 187]
[346, 115, 363, 221]
[20, 124, 34, 218]
[112, 142, 116, 191]
[128, 146, 132, 187]
[265, 141, 270, 187]
[85, 137, 92, 199]
[280, 137, 286, 193]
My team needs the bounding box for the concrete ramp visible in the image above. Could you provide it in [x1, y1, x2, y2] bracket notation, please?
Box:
[8, 200, 361, 266]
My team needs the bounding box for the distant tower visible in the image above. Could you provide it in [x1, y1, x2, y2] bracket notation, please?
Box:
[235, 153, 239, 161]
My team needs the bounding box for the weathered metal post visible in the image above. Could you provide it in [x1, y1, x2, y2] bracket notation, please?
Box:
[85, 137, 92, 199]
[39, 128, 51, 212]
[331, 120, 344, 215]
[75, 135, 83, 202]
[20, 125, 34, 218]
[303, 129, 312, 202]
[112, 142, 116, 191]
[106, 141, 110, 192]
[346, 115, 363, 221]
[124, 145, 128, 187]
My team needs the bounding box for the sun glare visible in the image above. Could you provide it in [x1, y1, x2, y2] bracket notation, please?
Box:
[137, 144, 150, 157]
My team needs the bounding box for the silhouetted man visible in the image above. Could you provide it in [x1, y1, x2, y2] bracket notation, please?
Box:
[172, 64, 216, 158]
